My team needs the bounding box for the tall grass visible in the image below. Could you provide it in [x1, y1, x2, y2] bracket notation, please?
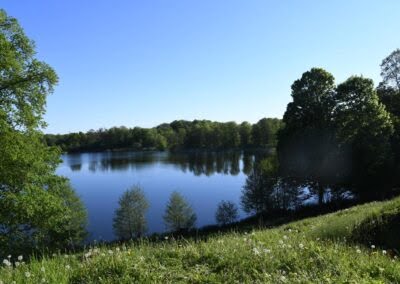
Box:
[1, 197, 400, 283]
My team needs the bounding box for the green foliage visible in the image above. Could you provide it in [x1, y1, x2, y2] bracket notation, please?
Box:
[278, 62, 400, 200]
[277, 68, 340, 201]
[215, 200, 238, 225]
[45, 118, 283, 152]
[335, 76, 394, 195]
[163, 192, 197, 231]
[0, 9, 87, 257]
[113, 186, 149, 240]
[1, 198, 400, 283]
[241, 155, 290, 214]
[380, 48, 400, 90]
[0, 10, 58, 131]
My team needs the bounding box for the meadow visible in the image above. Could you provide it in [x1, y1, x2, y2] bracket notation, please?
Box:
[1, 197, 399, 283]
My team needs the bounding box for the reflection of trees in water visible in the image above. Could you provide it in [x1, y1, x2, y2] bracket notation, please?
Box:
[166, 151, 254, 176]
[241, 157, 354, 216]
[87, 153, 159, 172]
[66, 153, 83, 171]
[67, 150, 262, 176]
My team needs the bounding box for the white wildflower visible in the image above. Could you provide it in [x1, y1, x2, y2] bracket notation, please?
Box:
[7, 255, 11, 259]
[41, 266, 45, 272]
[17, 255, 23, 261]
[299, 243, 304, 249]
[41, 278, 46, 283]
[164, 236, 169, 240]
[279, 240, 284, 245]
[283, 235, 288, 240]
[2, 259, 11, 267]
[25, 271, 31, 278]
[264, 248, 271, 254]
[356, 249, 361, 254]
[371, 245, 375, 249]
[108, 250, 113, 255]
[252, 247, 261, 256]
[65, 264, 71, 270]
[15, 261, 20, 267]
[382, 250, 387, 255]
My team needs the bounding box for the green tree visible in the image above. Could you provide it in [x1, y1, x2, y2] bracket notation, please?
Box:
[335, 76, 394, 198]
[277, 68, 339, 204]
[380, 48, 400, 90]
[0, 9, 87, 256]
[113, 186, 149, 240]
[378, 49, 400, 189]
[239, 121, 252, 147]
[215, 200, 238, 225]
[163, 191, 196, 231]
[241, 156, 279, 214]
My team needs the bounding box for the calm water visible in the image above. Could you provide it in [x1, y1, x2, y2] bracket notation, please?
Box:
[57, 151, 257, 241]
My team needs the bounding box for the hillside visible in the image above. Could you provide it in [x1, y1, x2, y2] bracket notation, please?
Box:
[1, 197, 400, 283]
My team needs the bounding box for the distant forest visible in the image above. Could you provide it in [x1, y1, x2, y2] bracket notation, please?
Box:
[45, 118, 283, 152]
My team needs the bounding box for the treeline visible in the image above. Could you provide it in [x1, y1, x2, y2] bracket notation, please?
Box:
[241, 48, 400, 214]
[45, 118, 283, 152]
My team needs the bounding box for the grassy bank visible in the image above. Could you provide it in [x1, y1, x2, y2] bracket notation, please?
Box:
[1, 197, 399, 283]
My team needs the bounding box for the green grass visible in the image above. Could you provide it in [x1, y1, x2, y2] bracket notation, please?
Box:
[1, 197, 400, 283]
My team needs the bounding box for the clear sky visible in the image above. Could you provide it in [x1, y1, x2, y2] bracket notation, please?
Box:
[2, 1, 400, 134]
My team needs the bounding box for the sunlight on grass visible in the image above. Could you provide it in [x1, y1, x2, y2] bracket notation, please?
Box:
[1, 197, 400, 283]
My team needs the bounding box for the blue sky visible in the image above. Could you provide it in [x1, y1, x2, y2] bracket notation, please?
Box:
[2, 1, 400, 133]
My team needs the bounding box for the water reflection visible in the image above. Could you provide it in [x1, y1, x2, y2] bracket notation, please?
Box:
[58, 150, 354, 241]
[64, 151, 261, 176]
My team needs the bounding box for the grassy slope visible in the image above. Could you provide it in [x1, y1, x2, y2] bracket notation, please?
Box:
[1, 197, 400, 283]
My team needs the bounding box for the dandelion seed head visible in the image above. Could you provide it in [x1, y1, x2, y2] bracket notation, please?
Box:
[252, 247, 261, 256]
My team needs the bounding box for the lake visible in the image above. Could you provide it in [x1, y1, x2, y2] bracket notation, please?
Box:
[57, 150, 259, 241]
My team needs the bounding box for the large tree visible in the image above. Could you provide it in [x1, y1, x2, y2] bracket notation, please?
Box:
[378, 49, 400, 189]
[380, 49, 400, 91]
[0, 9, 86, 256]
[334, 76, 394, 198]
[277, 68, 340, 204]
